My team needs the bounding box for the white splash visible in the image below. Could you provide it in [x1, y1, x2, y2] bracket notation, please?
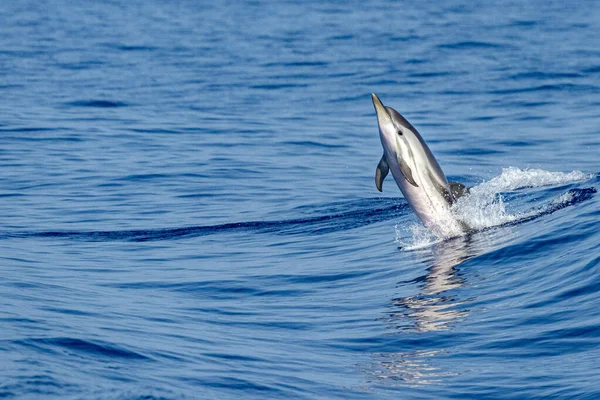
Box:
[396, 167, 591, 245]
[549, 190, 574, 206]
[395, 223, 442, 250]
[471, 167, 590, 194]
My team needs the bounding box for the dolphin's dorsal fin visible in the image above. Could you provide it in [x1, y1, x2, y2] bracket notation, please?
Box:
[449, 181, 469, 201]
[375, 154, 389, 192]
[398, 157, 419, 187]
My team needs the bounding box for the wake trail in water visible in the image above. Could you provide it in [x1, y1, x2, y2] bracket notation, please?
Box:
[1, 199, 408, 242]
[453, 167, 592, 230]
[397, 168, 596, 249]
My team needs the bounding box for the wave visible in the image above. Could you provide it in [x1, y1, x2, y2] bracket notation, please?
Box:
[64, 100, 128, 108]
[16, 337, 148, 360]
[453, 168, 592, 230]
[1, 199, 407, 242]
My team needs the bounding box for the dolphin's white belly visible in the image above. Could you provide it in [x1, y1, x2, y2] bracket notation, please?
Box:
[389, 161, 464, 238]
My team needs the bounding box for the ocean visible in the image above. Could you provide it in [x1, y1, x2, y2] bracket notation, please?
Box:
[2, 1, 600, 399]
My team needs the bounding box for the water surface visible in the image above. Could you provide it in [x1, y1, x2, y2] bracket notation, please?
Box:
[2, 1, 600, 399]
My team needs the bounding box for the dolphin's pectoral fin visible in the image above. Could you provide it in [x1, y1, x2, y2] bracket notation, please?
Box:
[398, 158, 419, 187]
[375, 154, 389, 192]
[449, 181, 469, 201]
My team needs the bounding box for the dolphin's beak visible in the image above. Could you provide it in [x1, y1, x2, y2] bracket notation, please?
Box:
[372, 93, 392, 126]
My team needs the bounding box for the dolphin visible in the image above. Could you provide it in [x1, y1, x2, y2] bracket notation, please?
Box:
[372, 93, 468, 238]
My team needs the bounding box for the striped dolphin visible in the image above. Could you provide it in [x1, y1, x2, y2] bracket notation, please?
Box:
[372, 93, 468, 238]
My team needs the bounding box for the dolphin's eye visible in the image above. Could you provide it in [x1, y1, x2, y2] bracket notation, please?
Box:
[397, 129, 403, 136]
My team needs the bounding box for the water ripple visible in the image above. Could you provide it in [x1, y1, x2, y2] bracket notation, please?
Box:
[65, 100, 129, 108]
[17, 338, 149, 360]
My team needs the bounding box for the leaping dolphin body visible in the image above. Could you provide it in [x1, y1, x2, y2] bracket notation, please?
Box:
[372, 93, 468, 238]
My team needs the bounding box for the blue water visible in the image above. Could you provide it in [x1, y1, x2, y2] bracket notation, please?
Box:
[2, 1, 600, 398]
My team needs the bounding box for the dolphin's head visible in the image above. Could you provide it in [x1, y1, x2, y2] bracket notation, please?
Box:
[371, 93, 418, 158]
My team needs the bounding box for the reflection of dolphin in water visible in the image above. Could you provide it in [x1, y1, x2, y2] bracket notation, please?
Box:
[392, 227, 516, 332]
[372, 94, 469, 238]
[390, 235, 473, 333]
[367, 229, 517, 385]
[367, 236, 476, 385]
